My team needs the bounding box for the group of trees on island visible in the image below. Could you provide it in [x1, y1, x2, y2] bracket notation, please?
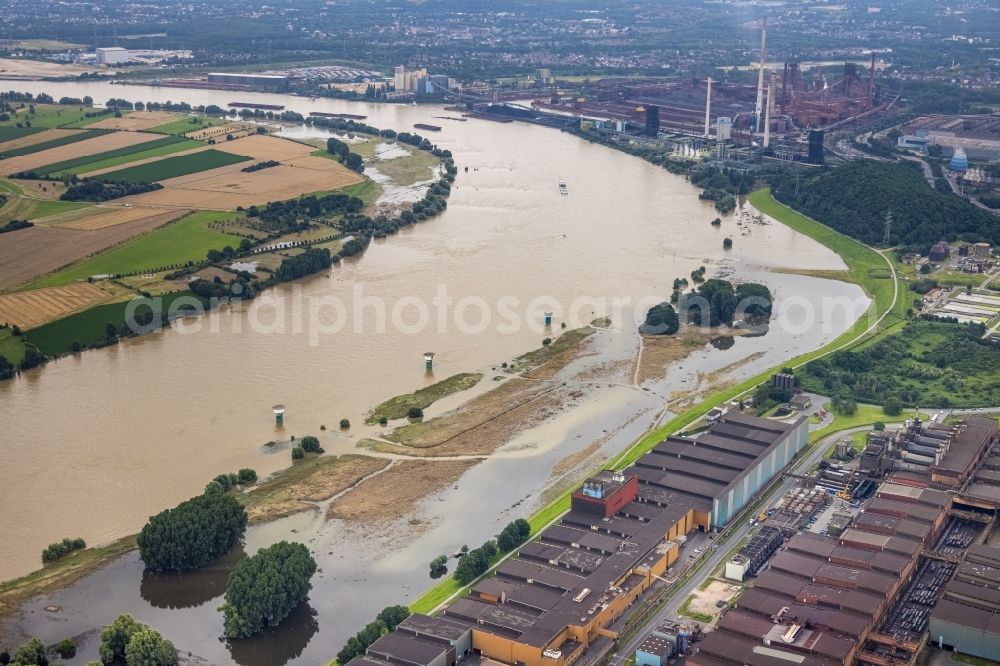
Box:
[99, 614, 177, 666]
[221, 541, 317, 639]
[125, 471, 318, 646]
[770, 161, 1000, 252]
[137, 491, 248, 572]
[643, 278, 773, 335]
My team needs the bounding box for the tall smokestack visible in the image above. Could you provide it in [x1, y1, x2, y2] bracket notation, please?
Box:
[763, 84, 772, 148]
[755, 19, 767, 133]
[781, 62, 789, 112]
[868, 51, 876, 106]
[704, 77, 712, 137]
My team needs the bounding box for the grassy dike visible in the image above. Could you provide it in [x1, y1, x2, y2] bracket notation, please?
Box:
[407, 188, 903, 615]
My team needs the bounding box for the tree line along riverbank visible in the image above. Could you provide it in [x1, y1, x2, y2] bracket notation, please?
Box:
[0, 95, 457, 380]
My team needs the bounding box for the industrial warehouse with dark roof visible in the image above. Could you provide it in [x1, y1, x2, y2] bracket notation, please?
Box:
[688, 482, 954, 666]
[344, 414, 808, 666]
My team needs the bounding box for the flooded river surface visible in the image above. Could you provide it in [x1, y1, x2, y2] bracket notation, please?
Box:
[1, 81, 867, 663]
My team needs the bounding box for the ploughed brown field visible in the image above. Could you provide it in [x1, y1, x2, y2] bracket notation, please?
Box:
[0, 209, 187, 290]
[87, 111, 180, 131]
[0, 129, 87, 154]
[0, 131, 164, 176]
[0, 283, 112, 329]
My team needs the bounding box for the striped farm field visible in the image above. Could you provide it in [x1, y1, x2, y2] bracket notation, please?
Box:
[0, 131, 164, 176]
[0, 283, 112, 329]
[32, 135, 203, 177]
[0, 129, 113, 159]
[97, 149, 252, 183]
[0, 128, 85, 154]
[35, 205, 179, 230]
[0, 127, 41, 143]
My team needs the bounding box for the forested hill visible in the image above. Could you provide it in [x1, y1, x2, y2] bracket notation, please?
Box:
[770, 161, 999, 252]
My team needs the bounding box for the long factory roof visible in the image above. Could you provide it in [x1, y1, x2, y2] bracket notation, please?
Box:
[934, 415, 997, 475]
[635, 413, 806, 506]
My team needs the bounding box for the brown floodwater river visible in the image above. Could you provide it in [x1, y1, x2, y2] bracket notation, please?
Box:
[0, 81, 867, 663]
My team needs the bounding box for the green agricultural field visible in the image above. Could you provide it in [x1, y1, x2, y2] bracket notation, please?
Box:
[337, 180, 382, 211]
[26, 291, 201, 358]
[0, 327, 27, 366]
[0, 194, 90, 224]
[0, 105, 111, 130]
[29, 211, 246, 288]
[0, 127, 42, 143]
[33, 135, 203, 177]
[26, 199, 91, 220]
[97, 149, 251, 182]
[0, 129, 112, 158]
[0, 179, 23, 195]
[148, 115, 228, 136]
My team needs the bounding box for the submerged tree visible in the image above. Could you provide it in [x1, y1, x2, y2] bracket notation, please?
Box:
[222, 541, 317, 639]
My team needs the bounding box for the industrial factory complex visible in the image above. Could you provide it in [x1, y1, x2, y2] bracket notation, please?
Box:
[487, 24, 895, 167]
[345, 414, 809, 666]
[344, 409, 1000, 666]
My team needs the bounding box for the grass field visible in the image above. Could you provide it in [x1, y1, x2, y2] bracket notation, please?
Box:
[811, 404, 929, 445]
[338, 180, 383, 210]
[26, 291, 198, 357]
[0, 327, 26, 365]
[0, 127, 42, 143]
[0, 129, 112, 158]
[148, 115, 228, 136]
[934, 271, 990, 288]
[0, 195, 89, 224]
[367, 373, 483, 423]
[98, 149, 251, 182]
[373, 146, 441, 187]
[29, 211, 245, 288]
[0, 105, 109, 130]
[33, 135, 203, 177]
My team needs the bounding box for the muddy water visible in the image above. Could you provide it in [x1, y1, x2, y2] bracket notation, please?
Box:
[1, 82, 864, 662]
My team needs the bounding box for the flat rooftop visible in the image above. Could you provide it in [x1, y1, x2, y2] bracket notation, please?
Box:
[634, 413, 806, 505]
[934, 416, 997, 476]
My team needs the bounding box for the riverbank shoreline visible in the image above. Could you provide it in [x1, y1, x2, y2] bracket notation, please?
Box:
[0, 324, 601, 627]
[406, 187, 903, 616]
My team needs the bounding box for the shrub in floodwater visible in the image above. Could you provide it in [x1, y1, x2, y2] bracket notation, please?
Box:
[56, 638, 76, 658]
[379, 416, 388, 426]
[237, 468, 257, 484]
[41, 537, 86, 563]
[340, 418, 351, 429]
[292, 446, 305, 460]
[300, 436, 323, 453]
[407, 406, 424, 419]
[542, 337, 552, 346]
